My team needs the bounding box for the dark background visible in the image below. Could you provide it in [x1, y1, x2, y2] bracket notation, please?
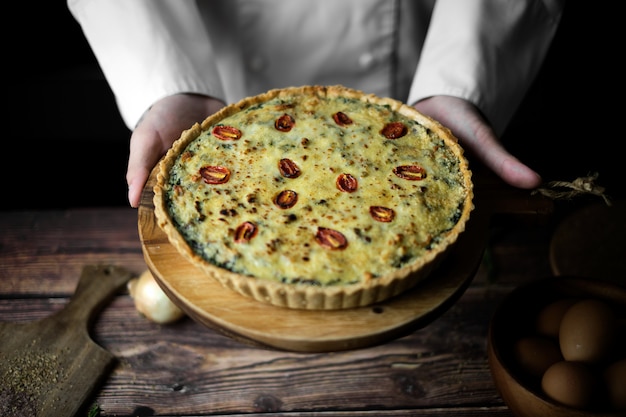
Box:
[4, 2, 623, 210]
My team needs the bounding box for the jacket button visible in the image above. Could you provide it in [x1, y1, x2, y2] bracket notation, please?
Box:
[358, 52, 376, 69]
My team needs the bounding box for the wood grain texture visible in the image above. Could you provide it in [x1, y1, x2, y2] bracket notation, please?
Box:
[0, 265, 133, 417]
[0, 208, 146, 295]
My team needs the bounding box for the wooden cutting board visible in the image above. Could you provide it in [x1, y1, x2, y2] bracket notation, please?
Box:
[139, 167, 553, 352]
[0, 265, 133, 417]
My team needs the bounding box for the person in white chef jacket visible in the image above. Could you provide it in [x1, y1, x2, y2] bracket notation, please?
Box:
[67, 0, 565, 208]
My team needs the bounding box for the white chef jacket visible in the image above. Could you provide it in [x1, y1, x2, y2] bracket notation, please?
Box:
[68, 0, 564, 136]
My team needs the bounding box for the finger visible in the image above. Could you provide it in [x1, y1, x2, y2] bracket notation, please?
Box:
[126, 123, 166, 208]
[414, 97, 542, 189]
[458, 123, 542, 189]
[458, 116, 542, 189]
[493, 154, 543, 189]
[127, 167, 150, 209]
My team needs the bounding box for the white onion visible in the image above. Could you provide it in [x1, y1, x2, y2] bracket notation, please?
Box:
[127, 269, 185, 324]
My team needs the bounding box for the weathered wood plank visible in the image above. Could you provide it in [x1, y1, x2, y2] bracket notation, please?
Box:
[0, 208, 146, 295]
[0, 208, 555, 416]
[1, 286, 513, 415]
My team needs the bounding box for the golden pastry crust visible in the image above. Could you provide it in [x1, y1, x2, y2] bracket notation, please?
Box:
[153, 85, 474, 309]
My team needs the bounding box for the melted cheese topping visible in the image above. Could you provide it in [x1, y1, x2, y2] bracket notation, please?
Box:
[164, 94, 469, 286]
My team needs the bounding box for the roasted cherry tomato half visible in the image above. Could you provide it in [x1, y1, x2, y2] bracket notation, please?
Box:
[381, 122, 407, 139]
[336, 173, 358, 192]
[234, 221, 258, 243]
[278, 158, 302, 178]
[275, 114, 295, 132]
[274, 190, 298, 209]
[212, 125, 242, 141]
[393, 165, 427, 180]
[199, 165, 231, 184]
[315, 227, 348, 250]
[333, 111, 353, 126]
[369, 206, 396, 222]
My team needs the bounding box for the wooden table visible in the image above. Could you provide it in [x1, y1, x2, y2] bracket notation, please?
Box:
[0, 192, 584, 416]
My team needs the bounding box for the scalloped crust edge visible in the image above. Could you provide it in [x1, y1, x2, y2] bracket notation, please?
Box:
[153, 85, 474, 310]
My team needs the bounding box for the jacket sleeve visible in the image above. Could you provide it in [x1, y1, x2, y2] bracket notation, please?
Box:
[67, 0, 227, 129]
[407, 0, 565, 136]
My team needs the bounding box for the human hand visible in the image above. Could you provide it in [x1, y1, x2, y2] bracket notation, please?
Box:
[413, 96, 542, 189]
[126, 94, 225, 208]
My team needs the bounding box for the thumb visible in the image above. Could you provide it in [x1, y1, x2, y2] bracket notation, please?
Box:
[126, 122, 167, 208]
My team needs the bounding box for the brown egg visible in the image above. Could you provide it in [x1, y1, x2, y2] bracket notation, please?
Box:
[513, 336, 562, 378]
[541, 361, 599, 409]
[559, 299, 617, 363]
[604, 358, 626, 411]
[536, 298, 577, 339]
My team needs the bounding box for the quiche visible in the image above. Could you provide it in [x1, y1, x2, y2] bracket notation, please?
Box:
[153, 85, 473, 310]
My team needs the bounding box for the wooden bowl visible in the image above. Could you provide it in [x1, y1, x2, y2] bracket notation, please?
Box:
[487, 276, 626, 417]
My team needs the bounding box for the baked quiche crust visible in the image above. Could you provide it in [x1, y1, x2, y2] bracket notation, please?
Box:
[153, 85, 474, 310]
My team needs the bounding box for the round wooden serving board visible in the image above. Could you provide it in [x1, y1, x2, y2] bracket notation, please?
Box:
[138, 168, 547, 352]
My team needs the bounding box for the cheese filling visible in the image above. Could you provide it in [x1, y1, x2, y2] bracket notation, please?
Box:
[164, 94, 469, 286]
